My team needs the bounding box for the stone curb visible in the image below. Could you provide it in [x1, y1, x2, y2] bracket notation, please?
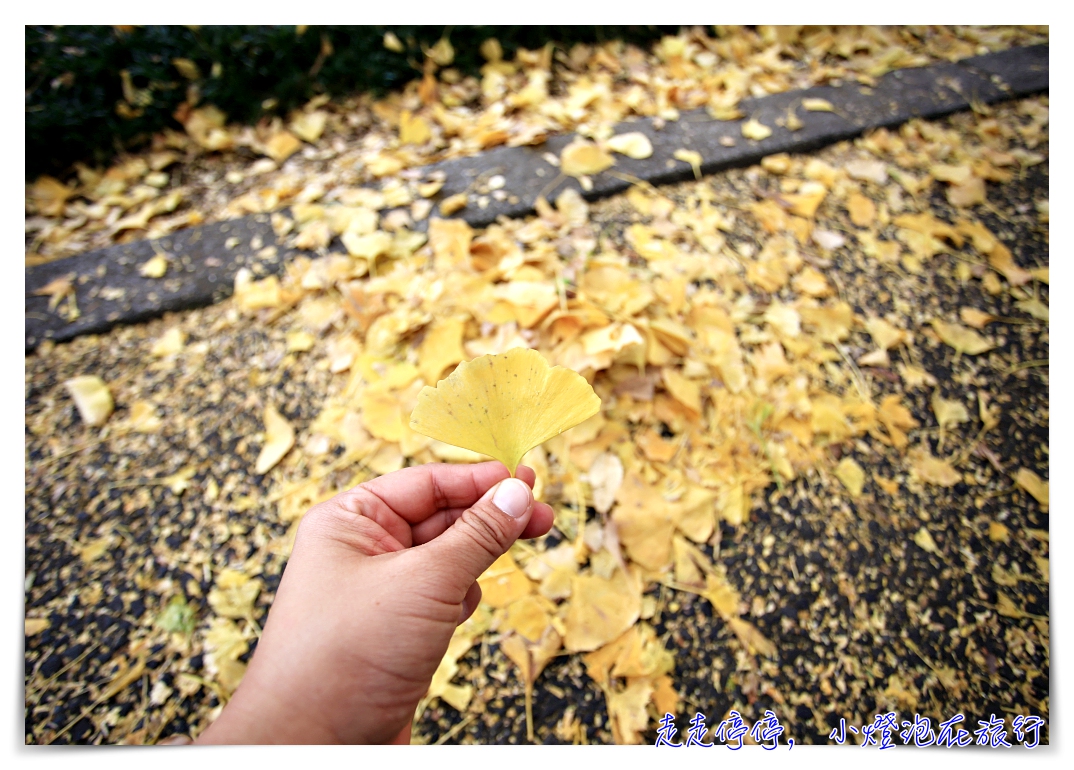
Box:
[25, 44, 1047, 352]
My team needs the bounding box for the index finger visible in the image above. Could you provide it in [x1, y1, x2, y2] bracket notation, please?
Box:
[356, 462, 536, 524]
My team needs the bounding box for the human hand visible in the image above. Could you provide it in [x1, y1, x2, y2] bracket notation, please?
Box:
[196, 461, 554, 744]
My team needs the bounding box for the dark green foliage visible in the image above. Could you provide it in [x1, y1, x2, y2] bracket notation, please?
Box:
[26, 25, 680, 180]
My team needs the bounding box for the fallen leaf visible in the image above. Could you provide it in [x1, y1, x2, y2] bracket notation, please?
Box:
[673, 149, 702, 179]
[561, 140, 615, 177]
[263, 130, 302, 163]
[847, 192, 876, 227]
[1014, 468, 1048, 511]
[1015, 298, 1048, 322]
[28, 176, 73, 216]
[290, 110, 327, 143]
[399, 110, 432, 145]
[742, 117, 772, 141]
[802, 97, 834, 112]
[908, 446, 960, 486]
[605, 132, 653, 159]
[25, 617, 50, 636]
[150, 327, 185, 357]
[64, 375, 114, 427]
[588, 451, 624, 515]
[410, 348, 601, 476]
[959, 307, 994, 329]
[208, 568, 262, 618]
[564, 568, 642, 653]
[439, 192, 468, 215]
[931, 319, 993, 355]
[835, 457, 865, 497]
[204, 618, 248, 695]
[255, 404, 295, 474]
[140, 254, 168, 278]
[913, 527, 941, 555]
[931, 392, 970, 431]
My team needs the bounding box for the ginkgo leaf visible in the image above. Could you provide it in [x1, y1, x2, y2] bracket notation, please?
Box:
[605, 132, 653, 159]
[931, 319, 993, 355]
[255, 404, 295, 474]
[741, 117, 772, 141]
[560, 140, 615, 177]
[409, 347, 601, 475]
[673, 149, 702, 179]
[64, 375, 114, 427]
[802, 97, 834, 112]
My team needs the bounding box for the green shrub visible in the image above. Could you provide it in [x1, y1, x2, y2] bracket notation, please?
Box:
[26, 25, 679, 180]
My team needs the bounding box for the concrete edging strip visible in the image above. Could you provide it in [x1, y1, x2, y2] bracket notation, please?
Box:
[25, 44, 1047, 351]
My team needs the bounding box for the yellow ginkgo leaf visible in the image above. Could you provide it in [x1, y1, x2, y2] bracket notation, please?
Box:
[741, 117, 772, 141]
[560, 140, 615, 177]
[605, 132, 653, 159]
[931, 319, 993, 355]
[409, 347, 601, 476]
[672, 149, 702, 179]
[255, 404, 295, 474]
[802, 97, 834, 112]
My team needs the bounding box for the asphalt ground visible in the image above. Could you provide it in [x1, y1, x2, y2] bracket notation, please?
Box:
[24, 99, 1048, 745]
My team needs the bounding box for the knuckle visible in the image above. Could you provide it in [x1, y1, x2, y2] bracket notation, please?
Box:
[457, 505, 510, 560]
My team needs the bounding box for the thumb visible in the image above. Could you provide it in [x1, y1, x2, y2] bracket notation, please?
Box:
[423, 477, 534, 601]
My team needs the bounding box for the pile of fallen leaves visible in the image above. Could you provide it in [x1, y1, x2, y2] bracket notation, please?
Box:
[55, 96, 1041, 743]
[26, 25, 1046, 265]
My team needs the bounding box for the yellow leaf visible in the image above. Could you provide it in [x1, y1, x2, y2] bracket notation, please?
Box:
[399, 110, 432, 145]
[913, 527, 941, 555]
[204, 618, 248, 695]
[847, 192, 876, 227]
[673, 149, 702, 179]
[25, 617, 50, 636]
[290, 110, 327, 143]
[150, 327, 185, 357]
[163, 466, 197, 495]
[418, 317, 467, 385]
[359, 386, 406, 442]
[1015, 298, 1048, 322]
[1014, 468, 1048, 511]
[613, 473, 678, 571]
[410, 348, 601, 476]
[426, 37, 454, 66]
[931, 392, 969, 430]
[931, 319, 993, 355]
[263, 130, 302, 163]
[127, 401, 162, 433]
[560, 140, 615, 177]
[605, 132, 653, 159]
[208, 569, 262, 618]
[500, 595, 554, 643]
[802, 97, 834, 112]
[780, 181, 827, 218]
[383, 31, 404, 53]
[64, 375, 114, 427]
[741, 117, 772, 141]
[439, 192, 468, 215]
[726, 617, 777, 657]
[140, 254, 168, 278]
[564, 568, 642, 653]
[28, 175, 74, 216]
[477, 552, 533, 607]
[255, 404, 295, 474]
[835, 457, 865, 497]
[172, 58, 201, 80]
[662, 368, 702, 415]
[908, 446, 960, 486]
[959, 307, 994, 329]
